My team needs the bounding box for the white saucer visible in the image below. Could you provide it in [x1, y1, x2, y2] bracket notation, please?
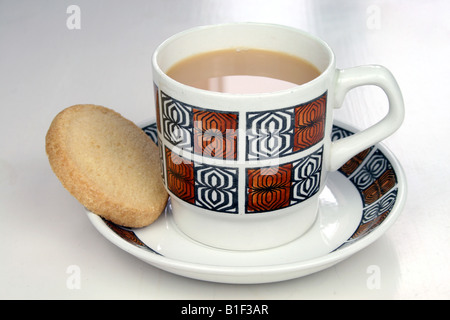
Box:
[86, 120, 407, 284]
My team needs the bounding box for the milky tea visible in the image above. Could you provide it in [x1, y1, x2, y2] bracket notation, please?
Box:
[166, 48, 320, 94]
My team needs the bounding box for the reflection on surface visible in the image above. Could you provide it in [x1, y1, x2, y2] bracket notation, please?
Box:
[318, 185, 340, 245]
[205, 75, 297, 94]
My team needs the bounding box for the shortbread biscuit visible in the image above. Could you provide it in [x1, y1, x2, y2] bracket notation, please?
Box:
[46, 104, 168, 228]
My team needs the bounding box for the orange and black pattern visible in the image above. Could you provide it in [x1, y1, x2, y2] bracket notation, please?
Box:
[361, 168, 396, 205]
[330, 126, 399, 250]
[165, 147, 195, 204]
[165, 147, 239, 213]
[293, 92, 327, 151]
[348, 210, 390, 242]
[155, 90, 327, 214]
[247, 164, 292, 212]
[246, 146, 323, 213]
[193, 109, 238, 160]
[350, 149, 397, 206]
[159, 90, 239, 160]
[339, 148, 372, 177]
[163, 143, 322, 214]
[246, 92, 327, 160]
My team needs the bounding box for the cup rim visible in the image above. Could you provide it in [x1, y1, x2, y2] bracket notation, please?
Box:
[152, 22, 335, 98]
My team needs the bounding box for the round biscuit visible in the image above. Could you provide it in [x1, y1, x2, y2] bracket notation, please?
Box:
[46, 104, 168, 228]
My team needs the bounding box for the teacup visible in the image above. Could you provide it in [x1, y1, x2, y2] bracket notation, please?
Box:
[151, 23, 404, 250]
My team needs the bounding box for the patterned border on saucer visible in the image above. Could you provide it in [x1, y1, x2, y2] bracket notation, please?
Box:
[331, 126, 398, 250]
[101, 123, 400, 254]
[102, 218, 162, 255]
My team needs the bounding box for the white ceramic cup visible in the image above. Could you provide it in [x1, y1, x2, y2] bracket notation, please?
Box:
[151, 23, 404, 251]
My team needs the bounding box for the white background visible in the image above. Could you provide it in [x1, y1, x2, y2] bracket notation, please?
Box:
[1, 0, 449, 299]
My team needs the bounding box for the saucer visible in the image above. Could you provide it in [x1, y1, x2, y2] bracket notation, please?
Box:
[86, 120, 406, 284]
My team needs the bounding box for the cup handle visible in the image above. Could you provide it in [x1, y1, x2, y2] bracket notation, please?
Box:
[329, 65, 405, 171]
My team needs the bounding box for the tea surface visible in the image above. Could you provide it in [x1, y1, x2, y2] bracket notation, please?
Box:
[166, 48, 320, 94]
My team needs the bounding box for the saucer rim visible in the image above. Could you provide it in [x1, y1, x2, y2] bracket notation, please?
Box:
[86, 119, 407, 282]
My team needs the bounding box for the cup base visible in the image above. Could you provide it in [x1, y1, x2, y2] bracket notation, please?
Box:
[170, 196, 320, 251]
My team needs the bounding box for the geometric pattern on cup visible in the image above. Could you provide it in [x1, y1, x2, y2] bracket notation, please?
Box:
[157, 90, 327, 214]
[164, 144, 323, 214]
[164, 147, 239, 213]
[246, 109, 294, 160]
[161, 92, 193, 152]
[246, 146, 323, 213]
[246, 164, 292, 213]
[193, 108, 238, 160]
[246, 92, 327, 160]
[293, 92, 327, 151]
[160, 91, 239, 160]
[291, 146, 323, 203]
[194, 164, 238, 213]
[165, 148, 195, 204]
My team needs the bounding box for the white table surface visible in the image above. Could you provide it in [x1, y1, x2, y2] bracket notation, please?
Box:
[1, 0, 449, 300]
